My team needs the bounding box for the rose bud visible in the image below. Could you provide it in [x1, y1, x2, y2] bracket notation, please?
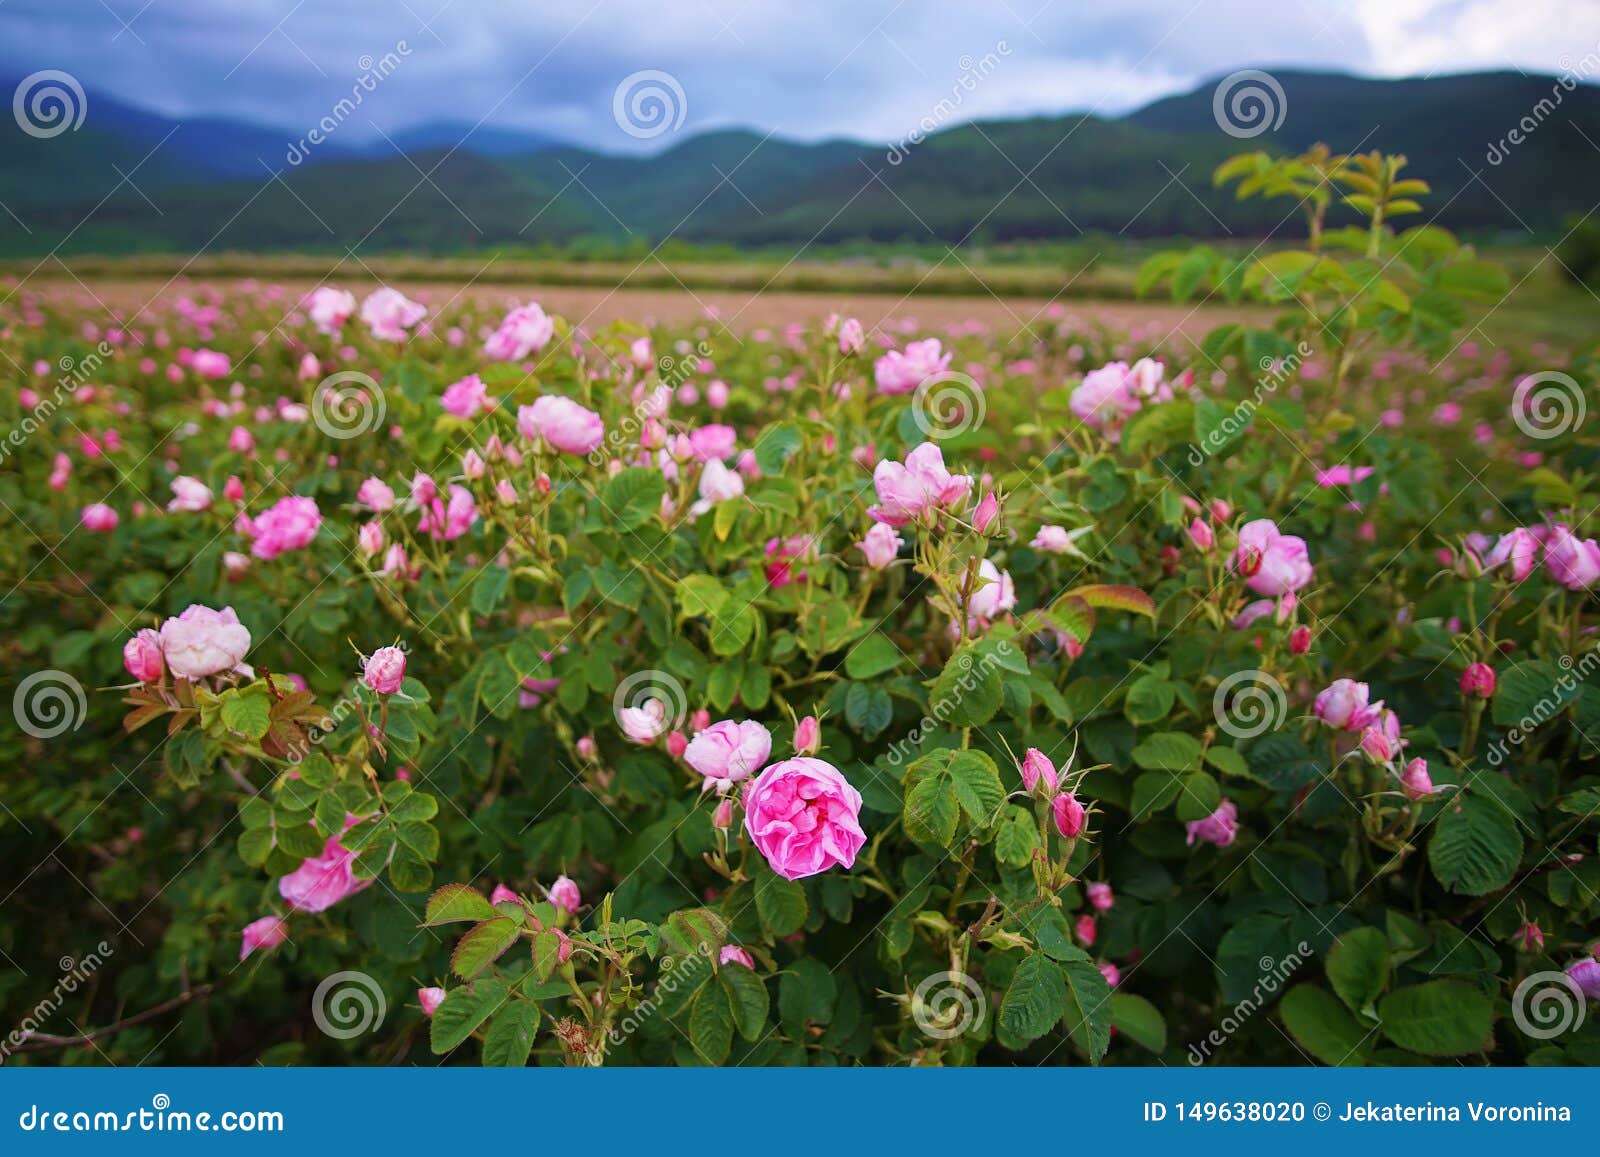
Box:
[1515, 922, 1545, 954]
[1187, 517, 1214, 552]
[713, 797, 735, 829]
[794, 714, 821, 756]
[720, 945, 755, 969]
[549, 875, 581, 915]
[362, 645, 407, 694]
[1086, 882, 1114, 911]
[1289, 625, 1313, 654]
[1400, 757, 1434, 800]
[1460, 662, 1496, 699]
[418, 986, 446, 1017]
[1020, 747, 1058, 796]
[239, 915, 288, 961]
[665, 730, 688, 758]
[972, 490, 1000, 534]
[1075, 914, 1096, 945]
[123, 628, 165, 683]
[1052, 791, 1086, 838]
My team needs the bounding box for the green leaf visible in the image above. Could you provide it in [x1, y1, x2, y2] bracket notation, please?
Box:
[755, 869, 808, 938]
[450, 917, 521, 981]
[220, 686, 271, 739]
[1124, 675, 1176, 726]
[1378, 980, 1493, 1057]
[426, 884, 497, 926]
[844, 632, 905, 680]
[947, 750, 1005, 828]
[929, 644, 1003, 727]
[995, 805, 1040, 867]
[1131, 731, 1203, 772]
[903, 771, 959, 848]
[601, 468, 666, 531]
[1058, 951, 1114, 1063]
[998, 953, 1065, 1047]
[752, 424, 803, 474]
[1280, 984, 1372, 1066]
[1326, 927, 1389, 1016]
[662, 908, 728, 957]
[1109, 992, 1167, 1054]
[719, 965, 769, 1041]
[1428, 793, 1523, 896]
[471, 567, 510, 615]
[481, 1001, 540, 1066]
[676, 574, 726, 618]
[1061, 584, 1155, 619]
[429, 979, 510, 1055]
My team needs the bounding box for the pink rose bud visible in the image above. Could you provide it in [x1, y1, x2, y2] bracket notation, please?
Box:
[81, 503, 119, 532]
[496, 479, 517, 505]
[1098, 961, 1121, 987]
[1020, 748, 1058, 796]
[1400, 757, 1434, 800]
[1209, 499, 1232, 522]
[223, 475, 246, 503]
[1052, 791, 1086, 838]
[973, 490, 1000, 534]
[1460, 662, 1496, 699]
[490, 884, 518, 906]
[720, 945, 755, 969]
[713, 797, 734, 829]
[665, 730, 688, 758]
[1187, 517, 1214, 551]
[362, 645, 407, 694]
[239, 914, 289, 961]
[576, 735, 597, 760]
[1086, 882, 1114, 911]
[794, 715, 820, 756]
[1515, 922, 1545, 954]
[1075, 913, 1096, 945]
[358, 520, 384, 555]
[418, 986, 446, 1017]
[123, 628, 165, 683]
[691, 709, 712, 733]
[549, 875, 581, 915]
[1289, 625, 1313, 654]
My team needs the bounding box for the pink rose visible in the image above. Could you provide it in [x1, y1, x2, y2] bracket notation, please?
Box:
[123, 628, 165, 683]
[873, 338, 950, 395]
[868, 442, 972, 526]
[1313, 679, 1377, 731]
[743, 757, 866, 880]
[1460, 662, 1496, 699]
[966, 558, 1016, 622]
[549, 875, 581, 915]
[838, 318, 865, 355]
[306, 287, 357, 336]
[1086, 882, 1114, 911]
[159, 604, 251, 679]
[356, 477, 395, 512]
[685, 719, 773, 791]
[360, 287, 426, 341]
[167, 475, 213, 513]
[81, 503, 118, 532]
[246, 495, 321, 560]
[440, 373, 494, 418]
[1070, 361, 1141, 437]
[1187, 518, 1214, 552]
[857, 522, 903, 569]
[1052, 791, 1086, 838]
[519, 396, 604, 456]
[697, 459, 744, 505]
[1232, 519, 1313, 596]
[1484, 527, 1539, 581]
[278, 822, 373, 913]
[688, 424, 737, 462]
[1031, 525, 1072, 553]
[619, 698, 668, 744]
[1568, 958, 1600, 1000]
[239, 915, 288, 961]
[490, 884, 519, 906]
[417, 986, 447, 1017]
[484, 303, 554, 361]
[1186, 799, 1238, 848]
[1545, 525, 1600, 590]
[1020, 747, 1057, 796]
[1075, 913, 1096, 945]
[417, 485, 477, 542]
[972, 490, 999, 534]
[793, 715, 820, 756]
[1400, 756, 1434, 800]
[362, 645, 406, 694]
[720, 945, 755, 969]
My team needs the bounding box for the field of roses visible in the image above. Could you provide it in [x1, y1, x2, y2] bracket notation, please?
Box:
[4, 148, 1600, 1068]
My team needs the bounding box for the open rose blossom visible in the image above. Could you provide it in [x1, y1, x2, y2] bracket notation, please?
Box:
[518, 396, 605, 456]
[360, 287, 426, 341]
[306, 287, 357, 335]
[245, 495, 321, 560]
[1231, 519, 1314, 595]
[1186, 799, 1239, 848]
[873, 337, 950, 395]
[440, 373, 494, 418]
[158, 604, 251, 679]
[484, 303, 554, 361]
[278, 818, 373, 913]
[684, 719, 772, 791]
[743, 757, 866, 880]
[869, 441, 972, 526]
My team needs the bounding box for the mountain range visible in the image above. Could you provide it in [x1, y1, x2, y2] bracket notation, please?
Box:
[1, 69, 1595, 257]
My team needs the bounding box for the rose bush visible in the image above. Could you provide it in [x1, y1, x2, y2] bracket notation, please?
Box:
[3, 148, 1600, 1066]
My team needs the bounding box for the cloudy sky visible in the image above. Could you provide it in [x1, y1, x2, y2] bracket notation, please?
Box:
[1, 0, 1595, 151]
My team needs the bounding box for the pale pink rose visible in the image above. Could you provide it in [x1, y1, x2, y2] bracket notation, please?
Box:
[966, 558, 1016, 621]
[222, 551, 251, 575]
[1187, 518, 1214, 552]
[362, 645, 406, 694]
[548, 875, 581, 915]
[360, 288, 426, 341]
[168, 475, 213, 513]
[306, 287, 357, 335]
[697, 458, 744, 505]
[484, 303, 554, 361]
[685, 720, 773, 791]
[1359, 709, 1403, 764]
[873, 338, 950, 394]
[857, 522, 903, 569]
[1484, 527, 1539, 581]
[619, 698, 668, 744]
[720, 945, 755, 969]
[382, 544, 410, 578]
[246, 495, 321, 559]
[1232, 519, 1313, 595]
[278, 822, 373, 913]
[188, 348, 231, 379]
[81, 503, 118, 532]
[743, 757, 866, 880]
[1314, 464, 1376, 487]
[440, 373, 494, 418]
[838, 317, 865, 355]
[123, 628, 164, 682]
[1031, 525, 1071, 553]
[417, 986, 447, 1016]
[868, 442, 972, 526]
[356, 477, 395, 512]
[1313, 678, 1374, 730]
[518, 396, 604, 455]
[1545, 525, 1600, 590]
[688, 424, 737, 462]
[417, 485, 477, 541]
[1186, 799, 1238, 848]
[228, 426, 255, 453]
[159, 604, 251, 679]
[1070, 361, 1140, 437]
[239, 915, 288, 961]
[358, 520, 384, 554]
